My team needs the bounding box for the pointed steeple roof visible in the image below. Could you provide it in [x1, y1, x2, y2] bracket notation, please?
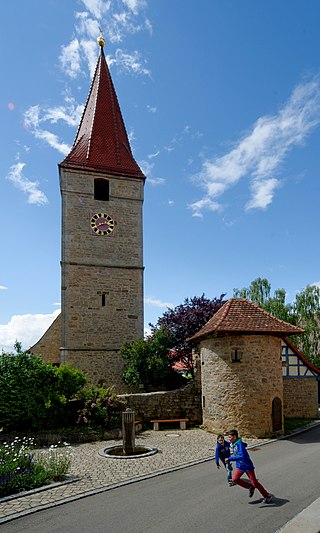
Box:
[60, 36, 145, 179]
[189, 298, 304, 342]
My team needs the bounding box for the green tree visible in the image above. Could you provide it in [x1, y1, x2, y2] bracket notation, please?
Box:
[233, 277, 294, 322]
[121, 328, 181, 389]
[233, 278, 320, 367]
[234, 277, 272, 308]
[292, 285, 320, 368]
[151, 293, 226, 377]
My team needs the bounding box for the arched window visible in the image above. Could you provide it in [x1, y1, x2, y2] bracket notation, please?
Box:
[94, 178, 109, 201]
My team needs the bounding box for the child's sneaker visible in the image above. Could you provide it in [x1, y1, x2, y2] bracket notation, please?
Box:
[263, 493, 272, 504]
[249, 484, 255, 498]
[228, 481, 234, 487]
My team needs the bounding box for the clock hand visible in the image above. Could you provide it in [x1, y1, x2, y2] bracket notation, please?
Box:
[96, 220, 109, 227]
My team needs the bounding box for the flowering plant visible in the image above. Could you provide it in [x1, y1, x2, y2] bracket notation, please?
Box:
[0, 437, 72, 497]
[76, 385, 125, 428]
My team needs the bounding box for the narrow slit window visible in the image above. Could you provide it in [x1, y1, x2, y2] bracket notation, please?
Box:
[94, 179, 109, 201]
[231, 349, 243, 363]
[102, 294, 106, 307]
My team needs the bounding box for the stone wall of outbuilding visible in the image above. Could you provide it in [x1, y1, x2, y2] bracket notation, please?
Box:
[199, 334, 284, 438]
[283, 378, 319, 419]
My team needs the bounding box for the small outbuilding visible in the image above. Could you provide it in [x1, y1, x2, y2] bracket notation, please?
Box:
[189, 298, 305, 438]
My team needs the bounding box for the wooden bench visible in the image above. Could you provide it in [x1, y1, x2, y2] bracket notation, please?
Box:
[150, 418, 189, 431]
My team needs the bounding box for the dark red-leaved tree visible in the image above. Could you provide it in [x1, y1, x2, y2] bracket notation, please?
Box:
[150, 293, 226, 377]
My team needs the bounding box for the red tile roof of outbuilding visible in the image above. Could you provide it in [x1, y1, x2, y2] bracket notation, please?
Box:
[189, 298, 305, 342]
[59, 41, 145, 179]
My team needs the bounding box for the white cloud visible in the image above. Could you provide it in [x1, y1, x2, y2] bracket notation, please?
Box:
[246, 178, 280, 210]
[80, 0, 111, 20]
[108, 48, 151, 76]
[0, 310, 60, 354]
[188, 197, 222, 218]
[145, 297, 174, 309]
[73, 1, 151, 57]
[148, 150, 160, 159]
[32, 130, 71, 156]
[76, 12, 101, 39]
[139, 159, 153, 176]
[24, 103, 80, 156]
[148, 177, 165, 186]
[80, 39, 99, 77]
[122, 0, 146, 14]
[190, 76, 320, 217]
[147, 105, 157, 113]
[60, 39, 82, 79]
[0, 286, 8, 290]
[6, 162, 48, 206]
[139, 159, 165, 185]
[41, 102, 84, 128]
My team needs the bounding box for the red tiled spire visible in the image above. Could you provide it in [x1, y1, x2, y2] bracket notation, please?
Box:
[60, 37, 145, 179]
[189, 298, 305, 342]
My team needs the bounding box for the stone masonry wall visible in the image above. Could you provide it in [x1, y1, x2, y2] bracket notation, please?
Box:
[283, 378, 319, 418]
[30, 314, 61, 364]
[65, 349, 128, 393]
[118, 381, 202, 425]
[200, 335, 284, 438]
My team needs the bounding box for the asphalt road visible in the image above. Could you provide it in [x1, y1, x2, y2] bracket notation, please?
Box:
[2, 425, 320, 533]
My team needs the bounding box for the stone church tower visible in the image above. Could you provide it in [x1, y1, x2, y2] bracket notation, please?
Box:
[57, 36, 145, 390]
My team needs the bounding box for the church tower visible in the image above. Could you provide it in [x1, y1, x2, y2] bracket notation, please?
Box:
[58, 36, 145, 391]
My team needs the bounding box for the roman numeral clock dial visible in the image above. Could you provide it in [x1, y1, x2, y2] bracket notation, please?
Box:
[90, 213, 115, 236]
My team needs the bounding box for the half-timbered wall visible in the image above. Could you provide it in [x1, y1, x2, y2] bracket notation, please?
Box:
[282, 340, 319, 418]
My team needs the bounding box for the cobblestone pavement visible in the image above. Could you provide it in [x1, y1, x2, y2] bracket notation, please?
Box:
[0, 429, 272, 522]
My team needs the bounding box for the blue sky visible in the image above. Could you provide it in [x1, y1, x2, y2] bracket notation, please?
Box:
[1, 0, 320, 352]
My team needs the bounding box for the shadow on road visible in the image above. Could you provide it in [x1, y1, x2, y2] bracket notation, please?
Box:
[248, 496, 289, 507]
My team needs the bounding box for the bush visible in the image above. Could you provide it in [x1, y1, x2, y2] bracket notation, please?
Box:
[121, 328, 184, 389]
[76, 385, 126, 428]
[0, 351, 56, 430]
[0, 348, 87, 431]
[54, 364, 87, 401]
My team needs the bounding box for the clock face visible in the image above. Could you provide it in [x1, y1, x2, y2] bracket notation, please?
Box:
[90, 213, 115, 236]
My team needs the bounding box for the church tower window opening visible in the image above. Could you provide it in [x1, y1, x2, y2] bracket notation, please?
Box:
[94, 178, 109, 201]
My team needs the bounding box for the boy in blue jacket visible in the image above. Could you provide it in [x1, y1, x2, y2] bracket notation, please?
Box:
[225, 429, 272, 504]
[215, 434, 233, 486]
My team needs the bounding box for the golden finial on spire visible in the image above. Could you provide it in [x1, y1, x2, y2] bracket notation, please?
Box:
[98, 27, 105, 48]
